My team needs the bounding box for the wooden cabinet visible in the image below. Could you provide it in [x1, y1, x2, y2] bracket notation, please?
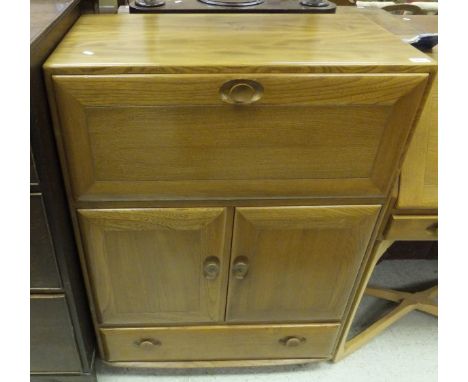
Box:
[44, 14, 435, 365]
[78, 208, 232, 325]
[226, 206, 380, 322]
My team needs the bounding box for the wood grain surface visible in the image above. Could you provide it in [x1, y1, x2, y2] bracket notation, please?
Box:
[100, 323, 340, 362]
[44, 14, 436, 75]
[398, 72, 438, 209]
[384, 215, 438, 240]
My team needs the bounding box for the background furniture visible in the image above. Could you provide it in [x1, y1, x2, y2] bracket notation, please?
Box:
[334, 12, 438, 360]
[30, 0, 96, 380]
[356, 1, 438, 14]
[382, 4, 425, 14]
[43, 12, 435, 366]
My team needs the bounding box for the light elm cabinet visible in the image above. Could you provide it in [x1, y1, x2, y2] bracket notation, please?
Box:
[44, 13, 436, 365]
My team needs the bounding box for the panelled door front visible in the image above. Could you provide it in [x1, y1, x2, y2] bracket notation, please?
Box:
[53, 74, 428, 201]
[78, 208, 232, 325]
[226, 206, 380, 323]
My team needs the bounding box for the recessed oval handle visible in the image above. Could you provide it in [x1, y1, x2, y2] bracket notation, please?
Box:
[220, 80, 264, 105]
[232, 256, 249, 280]
[203, 256, 220, 280]
[135, 338, 161, 350]
[280, 336, 306, 347]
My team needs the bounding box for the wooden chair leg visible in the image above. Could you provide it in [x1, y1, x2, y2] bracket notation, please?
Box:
[423, 285, 438, 299]
[366, 285, 438, 317]
[365, 286, 413, 302]
[417, 302, 438, 317]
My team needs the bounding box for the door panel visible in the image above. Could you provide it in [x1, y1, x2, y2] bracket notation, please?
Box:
[226, 205, 380, 323]
[78, 208, 232, 325]
[53, 74, 428, 201]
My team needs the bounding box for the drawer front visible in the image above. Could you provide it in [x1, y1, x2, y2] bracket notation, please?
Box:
[30, 194, 62, 290]
[385, 215, 438, 241]
[78, 208, 232, 325]
[53, 74, 428, 201]
[30, 295, 82, 373]
[100, 324, 340, 362]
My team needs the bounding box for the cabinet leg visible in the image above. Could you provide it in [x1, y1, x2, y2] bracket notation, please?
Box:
[333, 239, 394, 362]
[333, 240, 438, 362]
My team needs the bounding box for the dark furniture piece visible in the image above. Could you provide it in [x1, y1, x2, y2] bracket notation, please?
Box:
[30, 0, 96, 380]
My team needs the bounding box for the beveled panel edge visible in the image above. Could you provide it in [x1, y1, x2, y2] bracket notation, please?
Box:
[52, 73, 429, 107]
[73, 197, 387, 210]
[45, 64, 437, 77]
[75, 178, 384, 204]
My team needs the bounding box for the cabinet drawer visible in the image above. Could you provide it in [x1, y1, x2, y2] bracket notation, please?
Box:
[53, 74, 427, 201]
[30, 194, 62, 290]
[101, 324, 340, 362]
[30, 295, 82, 373]
[385, 215, 438, 241]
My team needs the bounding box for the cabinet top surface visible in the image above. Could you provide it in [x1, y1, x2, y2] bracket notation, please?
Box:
[44, 14, 436, 74]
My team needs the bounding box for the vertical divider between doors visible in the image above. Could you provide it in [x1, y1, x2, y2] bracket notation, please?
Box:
[223, 206, 237, 322]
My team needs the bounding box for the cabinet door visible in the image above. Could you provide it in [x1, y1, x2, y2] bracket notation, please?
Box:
[53, 74, 427, 201]
[78, 208, 232, 325]
[226, 206, 380, 323]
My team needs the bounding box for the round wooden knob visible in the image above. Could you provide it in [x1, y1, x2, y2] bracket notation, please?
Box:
[281, 336, 306, 347]
[232, 256, 249, 280]
[136, 338, 161, 350]
[220, 80, 263, 104]
[285, 337, 301, 347]
[203, 256, 220, 280]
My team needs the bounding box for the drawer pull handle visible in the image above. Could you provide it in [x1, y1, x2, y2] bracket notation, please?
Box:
[220, 80, 264, 105]
[135, 338, 161, 350]
[280, 336, 306, 347]
[426, 222, 438, 236]
[203, 256, 221, 280]
[232, 256, 249, 280]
